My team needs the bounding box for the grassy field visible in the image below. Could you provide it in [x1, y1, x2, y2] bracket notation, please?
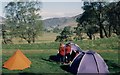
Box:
[2, 36, 119, 50]
[2, 33, 120, 74]
[12, 32, 58, 44]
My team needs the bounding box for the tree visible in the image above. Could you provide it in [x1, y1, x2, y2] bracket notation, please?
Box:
[60, 26, 73, 36]
[4, 1, 42, 43]
[53, 27, 61, 33]
[2, 24, 13, 44]
[77, 1, 110, 39]
[107, 1, 120, 36]
[55, 26, 73, 42]
[74, 24, 84, 40]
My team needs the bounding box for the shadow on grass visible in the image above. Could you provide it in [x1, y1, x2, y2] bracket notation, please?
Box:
[48, 54, 60, 62]
[39, 54, 60, 63]
[2, 72, 41, 75]
[60, 65, 70, 72]
[60, 65, 79, 75]
[105, 59, 120, 73]
[41, 58, 53, 62]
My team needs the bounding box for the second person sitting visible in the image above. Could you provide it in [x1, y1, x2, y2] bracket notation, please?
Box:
[65, 43, 71, 63]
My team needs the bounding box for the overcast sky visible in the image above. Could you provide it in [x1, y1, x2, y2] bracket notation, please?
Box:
[0, 0, 84, 19]
[0, 0, 117, 19]
[41, 2, 84, 19]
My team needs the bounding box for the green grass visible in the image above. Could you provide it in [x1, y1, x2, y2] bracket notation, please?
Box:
[74, 37, 119, 50]
[2, 49, 120, 74]
[2, 36, 120, 74]
[12, 32, 58, 44]
[3, 54, 55, 73]
[2, 37, 119, 50]
[2, 42, 60, 50]
[2, 50, 72, 75]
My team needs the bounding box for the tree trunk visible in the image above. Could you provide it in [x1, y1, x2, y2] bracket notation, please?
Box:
[2, 31, 8, 44]
[98, 2, 104, 38]
[2, 39, 7, 44]
[32, 33, 35, 43]
[87, 32, 92, 40]
[93, 34, 95, 40]
[32, 38, 35, 43]
[98, 11, 104, 38]
[27, 40, 31, 43]
[102, 25, 108, 38]
[108, 25, 112, 37]
[99, 23, 104, 38]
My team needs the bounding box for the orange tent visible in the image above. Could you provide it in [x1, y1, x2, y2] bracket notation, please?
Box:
[3, 50, 31, 70]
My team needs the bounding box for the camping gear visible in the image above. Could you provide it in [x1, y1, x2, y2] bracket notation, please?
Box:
[70, 43, 82, 52]
[69, 50, 109, 74]
[65, 43, 82, 61]
[3, 50, 31, 70]
[65, 42, 82, 53]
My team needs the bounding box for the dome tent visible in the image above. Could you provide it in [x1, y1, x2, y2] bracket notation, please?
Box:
[64, 42, 83, 61]
[3, 50, 31, 70]
[69, 50, 109, 74]
[70, 43, 82, 52]
[65, 42, 82, 52]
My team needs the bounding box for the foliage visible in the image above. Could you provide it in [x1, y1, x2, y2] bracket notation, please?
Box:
[55, 26, 73, 42]
[3, 1, 43, 44]
[53, 27, 62, 33]
[74, 26, 83, 40]
[106, 2, 120, 36]
[60, 26, 73, 36]
[76, 1, 120, 39]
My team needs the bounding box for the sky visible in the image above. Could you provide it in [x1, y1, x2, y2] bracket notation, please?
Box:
[0, 0, 117, 19]
[0, 0, 84, 20]
[41, 2, 84, 19]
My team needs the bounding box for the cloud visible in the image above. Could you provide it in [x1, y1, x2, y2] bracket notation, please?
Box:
[41, 9, 83, 20]
[41, 10, 65, 19]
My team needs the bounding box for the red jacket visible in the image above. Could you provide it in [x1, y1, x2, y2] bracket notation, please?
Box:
[65, 45, 71, 54]
[59, 46, 65, 56]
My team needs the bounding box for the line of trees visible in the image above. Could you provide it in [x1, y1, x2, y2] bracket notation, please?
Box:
[2, 1, 43, 44]
[56, 1, 120, 41]
[76, 1, 120, 40]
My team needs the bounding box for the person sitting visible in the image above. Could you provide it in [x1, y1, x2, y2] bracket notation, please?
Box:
[70, 50, 76, 61]
[58, 43, 65, 64]
[65, 43, 71, 63]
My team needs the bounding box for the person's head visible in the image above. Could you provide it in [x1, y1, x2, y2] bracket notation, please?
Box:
[66, 43, 71, 47]
[60, 42, 64, 47]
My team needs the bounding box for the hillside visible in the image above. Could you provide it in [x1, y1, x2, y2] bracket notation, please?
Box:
[43, 14, 82, 30]
[0, 14, 82, 30]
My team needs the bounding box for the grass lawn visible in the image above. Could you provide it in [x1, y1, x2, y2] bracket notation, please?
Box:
[12, 32, 58, 44]
[2, 36, 120, 74]
[2, 49, 119, 74]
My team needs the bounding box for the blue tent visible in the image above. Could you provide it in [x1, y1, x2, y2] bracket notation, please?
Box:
[65, 42, 82, 53]
[69, 50, 109, 74]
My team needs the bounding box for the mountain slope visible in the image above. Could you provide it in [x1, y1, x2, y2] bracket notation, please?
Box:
[43, 14, 82, 29]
